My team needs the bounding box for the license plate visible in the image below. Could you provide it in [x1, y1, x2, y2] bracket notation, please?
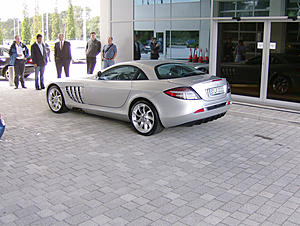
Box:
[208, 86, 224, 96]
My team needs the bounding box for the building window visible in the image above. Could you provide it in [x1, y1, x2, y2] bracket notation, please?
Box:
[214, 0, 270, 17]
[287, 0, 300, 16]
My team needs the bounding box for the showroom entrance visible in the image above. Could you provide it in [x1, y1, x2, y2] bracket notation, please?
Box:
[215, 20, 300, 109]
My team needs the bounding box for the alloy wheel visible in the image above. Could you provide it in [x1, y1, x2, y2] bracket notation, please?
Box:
[48, 87, 63, 112]
[272, 76, 289, 94]
[131, 103, 155, 134]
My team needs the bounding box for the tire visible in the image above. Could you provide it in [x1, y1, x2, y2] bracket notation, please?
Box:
[271, 75, 290, 95]
[3, 67, 9, 81]
[47, 85, 69, 113]
[130, 100, 164, 136]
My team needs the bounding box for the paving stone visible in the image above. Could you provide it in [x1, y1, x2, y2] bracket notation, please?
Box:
[64, 213, 91, 225]
[204, 214, 223, 225]
[195, 207, 213, 217]
[127, 217, 152, 226]
[180, 212, 204, 225]
[268, 211, 290, 225]
[91, 214, 112, 224]
[0, 214, 17, 224]
[1, 81, 300, 225]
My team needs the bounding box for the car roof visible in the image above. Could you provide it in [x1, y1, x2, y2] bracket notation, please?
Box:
[102, 60, 194, 80]
[116, 60, 187, 68]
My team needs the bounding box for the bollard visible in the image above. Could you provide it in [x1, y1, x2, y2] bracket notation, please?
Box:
[8, 66, 14, 86]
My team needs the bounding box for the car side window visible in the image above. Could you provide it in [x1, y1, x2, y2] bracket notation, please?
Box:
[100, 66, 138, 81]
[134, 70, 148, 80]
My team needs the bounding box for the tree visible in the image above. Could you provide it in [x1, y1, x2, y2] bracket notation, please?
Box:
[31, 4, 42, 44]
[0, 21, 3, 45]
[2, 19, 14, 41]
[87, 16, 100, 38]
[21, 4, 31, 45]
[52, 5, 60, 40]
[66, 0, 75, 40]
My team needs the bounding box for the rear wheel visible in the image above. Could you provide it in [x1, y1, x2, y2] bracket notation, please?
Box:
[130, 100, 163, 136]
[47, 85, 69, 113]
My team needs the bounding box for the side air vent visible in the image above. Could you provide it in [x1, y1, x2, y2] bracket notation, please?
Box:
[66, 86, 84, 104]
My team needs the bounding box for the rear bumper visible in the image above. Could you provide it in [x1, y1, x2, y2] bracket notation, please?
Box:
[154, 93, 232, 128]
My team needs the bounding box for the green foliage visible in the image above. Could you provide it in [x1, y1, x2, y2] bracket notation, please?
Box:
[21, 8, 31, 45]
[66, 0, 75, 40]
[31, 12, 42, 44]
[2, 19, 14, 41]
[0, 22, 3, 45]
[51, 7, 60, 41]
[87, 16, 100, 38]
[0, 3, 97, 42]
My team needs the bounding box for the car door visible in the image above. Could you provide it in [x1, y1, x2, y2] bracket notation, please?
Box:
[83, 65, 138, 108]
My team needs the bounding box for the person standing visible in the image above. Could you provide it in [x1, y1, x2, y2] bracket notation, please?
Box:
[9, 35, 29, 89]
[150, 37, 160, 60]
[54, 33, 72, 78]
[134, 35, 141, 60]
[45, 42, 51, 62]
[31, 34, 48, 90]
[235, 40, 246, 63]
[102, 37, 117, 69]
[86, 32, 101, 74]
[223, 38, 234, 62]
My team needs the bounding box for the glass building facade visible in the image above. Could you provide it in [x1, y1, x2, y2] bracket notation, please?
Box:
[102, 0, 300, 109]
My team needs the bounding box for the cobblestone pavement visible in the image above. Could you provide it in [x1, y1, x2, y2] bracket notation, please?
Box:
[0, 73, 300, 225]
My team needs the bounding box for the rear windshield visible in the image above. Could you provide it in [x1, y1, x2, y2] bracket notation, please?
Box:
[155, 63, 205, 79]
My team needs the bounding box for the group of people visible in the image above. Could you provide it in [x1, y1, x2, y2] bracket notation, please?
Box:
[134, 36, 161, 60]
[223, 38, 246, 63]
[8, 33, 118, 90]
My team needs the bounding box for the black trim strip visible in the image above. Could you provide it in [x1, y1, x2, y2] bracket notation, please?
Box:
[78, 87, 84, 104]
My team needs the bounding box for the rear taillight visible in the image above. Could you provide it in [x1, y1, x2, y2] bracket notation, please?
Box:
[164, 87, 201, 100]
[212, 78, 223, 82]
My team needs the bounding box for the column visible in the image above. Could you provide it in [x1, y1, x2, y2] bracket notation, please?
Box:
[99, 0, 134, 64]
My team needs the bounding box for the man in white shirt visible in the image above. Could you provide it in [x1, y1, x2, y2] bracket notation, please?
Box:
[31, 34, 48, 90]
[8, 35, 29, 89]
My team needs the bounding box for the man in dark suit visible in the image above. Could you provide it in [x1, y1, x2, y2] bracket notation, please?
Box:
[134, 35, 141, 60]
[31, 34, 48, 90]
[54, 33, 72, 78]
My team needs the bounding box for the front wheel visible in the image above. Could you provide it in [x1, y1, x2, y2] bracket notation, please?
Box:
[271, 75, 290, 94]
[130, 100, 163, 136]
[47, 85, 69, 113]
[3, 67, 9, 80]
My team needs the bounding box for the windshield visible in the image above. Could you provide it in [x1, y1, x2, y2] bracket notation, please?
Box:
[155, 63, 205, 79]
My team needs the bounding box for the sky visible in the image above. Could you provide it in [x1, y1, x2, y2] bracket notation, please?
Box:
[0, 0, 101, 21]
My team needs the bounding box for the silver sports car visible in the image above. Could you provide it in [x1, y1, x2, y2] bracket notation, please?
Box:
[47, 61, 232, 135]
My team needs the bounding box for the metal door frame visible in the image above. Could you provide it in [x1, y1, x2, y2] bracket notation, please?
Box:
[211, 18, 300, 111]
